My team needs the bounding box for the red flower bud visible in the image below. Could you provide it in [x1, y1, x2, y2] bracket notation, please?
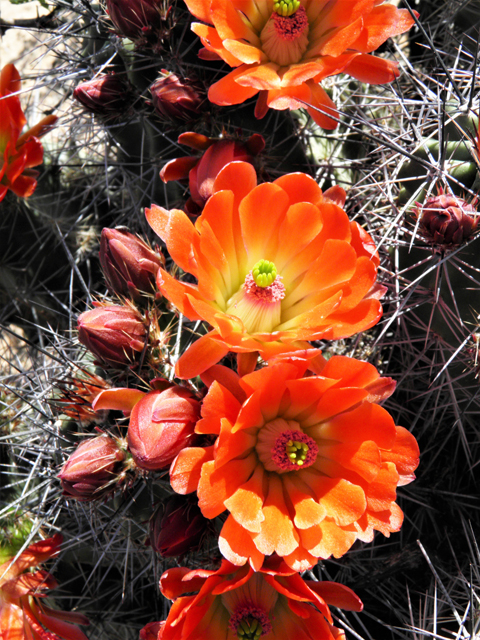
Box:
[140, 622, 165, 640]
[73, 74, 133, 119]
[58, 434, 127, 501]
[106, 0, 164, 40]
[99, 228, 163, 299]
[127, 386, 200, 470]
[150, 73, 203, 122]
[160, 132, 265, 213]
[149, 494, 207, 557]
[78, 304, 147, 368]
[416, 193, 478, 245]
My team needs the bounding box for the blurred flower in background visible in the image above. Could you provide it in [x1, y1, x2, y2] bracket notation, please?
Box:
[0, 64, 57, 202]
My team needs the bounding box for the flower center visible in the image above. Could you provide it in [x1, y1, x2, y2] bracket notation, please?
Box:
[252, 259, 277, 288]
[225, 261, 285, 334]
[256, 419, 318, 473]
[272, 429, 318, 471]
[273, 0, 300, 17]
[260, 5, 309, 66]
[229, 604, 272, 639]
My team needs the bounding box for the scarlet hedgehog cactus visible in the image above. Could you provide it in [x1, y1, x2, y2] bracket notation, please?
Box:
[0, 63, 57, 202]
[143, 556, 363, 640]
[0, 535, 89, 639]
[147, 161, 385, 378]
[182, 0, 417, 128]
[170, 351, 419, 571]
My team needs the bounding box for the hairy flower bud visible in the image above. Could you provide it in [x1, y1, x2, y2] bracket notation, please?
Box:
[150, 73, 203, 122]
[78, 304, 146, 368]
[58, 434, 127, 501]
[417, 193, 478, 245]
[127, 387, 200, 470]
[149, 494, 207, 557]
[100, 227, 163, 299]
[106, 0, 164, 40]
[73, 74, 133, 119]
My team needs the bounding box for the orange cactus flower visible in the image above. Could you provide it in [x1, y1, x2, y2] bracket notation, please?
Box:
[170, 351, 419, 571]
[0, 64, 57, 202]
[0, 534, 89, 640]
[146, 161, 384, 379]
[152, 555, 362, 640]
[182, 0, 417, 128]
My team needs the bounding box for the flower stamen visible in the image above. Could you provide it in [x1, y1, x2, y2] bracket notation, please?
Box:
[229, 605, 272, 639]
[272, 430, 318, 471]
[260, 6, 309, 66]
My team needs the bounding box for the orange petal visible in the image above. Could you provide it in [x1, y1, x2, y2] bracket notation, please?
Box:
[170, 446, 214, 494]
[224, 464, 266, 532]
[175, 332, 230, 379]
[253, 475, 299, 557]
[283, 474, 326, 530]
[239, 181, 289, 263]
[160, 156, 198, 182]
[273, 172, 323, 206]
[213, 159, 257, 211]
[208, 66, 259, 105]
[222, 39, 266, 64]
[307, 581, 363, 611]
[266, 84, 311, 111]
[183, 0, 212, 23]
[306, 81, 339, 130]
[300, 519, 356, 559]
[146, 205, 198, 275]
[235, 63, 282, 90]
[198, 456, 256, 518]
[196, 380, 242, 435]
[381, 426, 420, 485]
[344, 54, 399, 84]
[92, 388, 145, 412]
[218, 514, 264, 570]
[304, 475, 366, 526]
[211, 0, 259, 42]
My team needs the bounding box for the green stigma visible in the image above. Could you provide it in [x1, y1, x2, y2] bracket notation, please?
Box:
[273, 0, 300, 17]
[286, 439, 309, 466]
[236, 617, 263, 639]
[252, 260, 278, 288]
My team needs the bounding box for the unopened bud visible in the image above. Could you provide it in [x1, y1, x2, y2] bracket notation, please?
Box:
[73, 74, 133, 119]
[106, 0, 164, 41]
[100, 228, 163, 299]
[78, 304, 146, 368]
[58, 434, 127, 501]
[149, 494, 207, 557]
[416, 193, 478, 245]
[127, 386, 200, 470]
[150, 74, 203, 122]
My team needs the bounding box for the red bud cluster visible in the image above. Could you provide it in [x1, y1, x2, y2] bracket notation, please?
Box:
[78, 304, 146, 368]
[99, 228, 163, 300]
